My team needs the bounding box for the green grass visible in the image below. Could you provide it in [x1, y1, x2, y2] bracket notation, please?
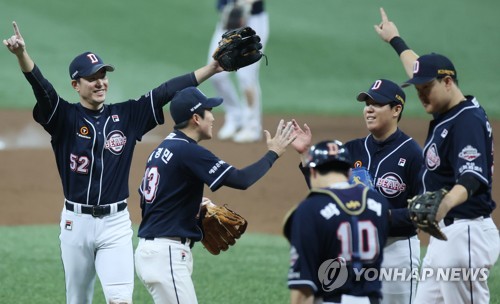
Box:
[0, 225, 291, 303]
[1, 0, 500, 117]
[0, 225, 499, 303]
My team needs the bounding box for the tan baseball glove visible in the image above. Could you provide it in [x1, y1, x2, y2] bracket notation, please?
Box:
[200, 200, 248, 255]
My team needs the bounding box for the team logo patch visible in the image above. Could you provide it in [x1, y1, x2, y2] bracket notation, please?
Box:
[354, 160, 363, 168]
[376, 172, 406, 198]
[65, 220, 73, 231]
[181, 250, 187, 262]
[80, 126, 89, 135]
[458, 145, 481, 161]
[441, 129, 448, 138]
[105, 130, 127, 155]
[77, 126, 91, 139]
[425, 143, 440, 170]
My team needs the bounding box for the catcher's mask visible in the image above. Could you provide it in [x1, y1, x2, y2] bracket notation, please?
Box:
[306, 140, 352, 169]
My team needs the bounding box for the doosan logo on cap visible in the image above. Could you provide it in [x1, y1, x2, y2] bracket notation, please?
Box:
[69, 51, 115, 80]
[356, 79, 406, 106]
[402, 53, 457, 87]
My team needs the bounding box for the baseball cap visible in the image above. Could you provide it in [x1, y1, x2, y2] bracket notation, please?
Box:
[402, 53, 457, 87]
[306, 140, 352, 168]
[69, 51, 115, 80]
[356, 79, 406, 106]
[169, 87, 223, 125]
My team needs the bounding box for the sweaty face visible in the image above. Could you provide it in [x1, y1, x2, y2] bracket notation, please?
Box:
[363, 99, 397, 139]
[73, 69, 109, 110]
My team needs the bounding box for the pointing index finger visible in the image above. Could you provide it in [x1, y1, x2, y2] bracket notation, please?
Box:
[380, 7, 389, 23]
[12, 21, 21, 38]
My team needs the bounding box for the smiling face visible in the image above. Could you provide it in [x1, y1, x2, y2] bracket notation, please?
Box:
[72, 68, 109, 110]
[363, 99, 401, 141]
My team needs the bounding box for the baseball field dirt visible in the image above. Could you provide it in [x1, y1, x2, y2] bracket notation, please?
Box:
[1, 110, 499, 244]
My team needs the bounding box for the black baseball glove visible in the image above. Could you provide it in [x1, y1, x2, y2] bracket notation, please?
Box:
[408, 188, 448, 241]
[212, 26, 264, 72]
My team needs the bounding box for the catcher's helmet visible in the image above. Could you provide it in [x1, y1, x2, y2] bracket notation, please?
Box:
[306, 140, 352, 168]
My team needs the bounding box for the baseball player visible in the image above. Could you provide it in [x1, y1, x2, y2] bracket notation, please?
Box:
[3, 21, 224, 303]
[291, 78, 423, 304]
[208, 0, 269, 143]
[375, 8, 499, 303]
[284, 140, 390, 304]
[134, 86, 295, 303]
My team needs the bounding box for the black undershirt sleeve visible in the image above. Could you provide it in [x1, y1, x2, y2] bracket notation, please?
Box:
[221, 151, 279, 189]
[457, 174, 482, 199]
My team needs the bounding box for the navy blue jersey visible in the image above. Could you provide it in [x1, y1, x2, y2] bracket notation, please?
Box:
[421, 96, 495, 218]
[137, 130, 234, 240]
[286, 183, 389, 300]
[27, 65, 197, 205]
[345, 129, 422, 236]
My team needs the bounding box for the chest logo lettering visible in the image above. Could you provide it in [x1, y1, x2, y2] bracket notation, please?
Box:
[105, 130, 127, 155]
[376, 172, 406, 198]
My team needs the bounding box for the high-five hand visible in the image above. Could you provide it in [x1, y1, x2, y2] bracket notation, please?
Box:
[265, 119, 296, 157]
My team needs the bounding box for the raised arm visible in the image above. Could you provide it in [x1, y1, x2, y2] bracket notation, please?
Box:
[3, 21, 34, 73]
[374, 8, 418, 78]
[193, 60, 224, 85]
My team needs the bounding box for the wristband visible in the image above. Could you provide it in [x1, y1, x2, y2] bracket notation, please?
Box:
[389, 36, 410, 56]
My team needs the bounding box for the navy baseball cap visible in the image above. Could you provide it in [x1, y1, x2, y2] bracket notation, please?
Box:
[170, 87, 223, 124]
[402, 53, 457, 87]
[356, 79, 406, 106]
[306, 140, 352, 168]
[69, 51, 115, 80]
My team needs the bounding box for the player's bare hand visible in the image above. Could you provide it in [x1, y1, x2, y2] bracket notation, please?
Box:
[3, 21, 26, 55]
[374, 8, 400, 42]
[210, 60, 225, 73]
[290, 119, 312, 154]
[265, 119, 296, 157]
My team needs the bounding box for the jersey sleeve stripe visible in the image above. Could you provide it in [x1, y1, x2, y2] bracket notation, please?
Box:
[148, 89, 160, 125]
[460, 170, 489, 185]
[209, 166, 233, 190]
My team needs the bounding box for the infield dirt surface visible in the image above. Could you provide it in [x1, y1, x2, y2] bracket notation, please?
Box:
[1, 110, 499, 243]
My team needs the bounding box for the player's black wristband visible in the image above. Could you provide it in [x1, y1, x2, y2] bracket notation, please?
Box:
[457, 174, 481, 199]
[389, 36, 410, 56]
